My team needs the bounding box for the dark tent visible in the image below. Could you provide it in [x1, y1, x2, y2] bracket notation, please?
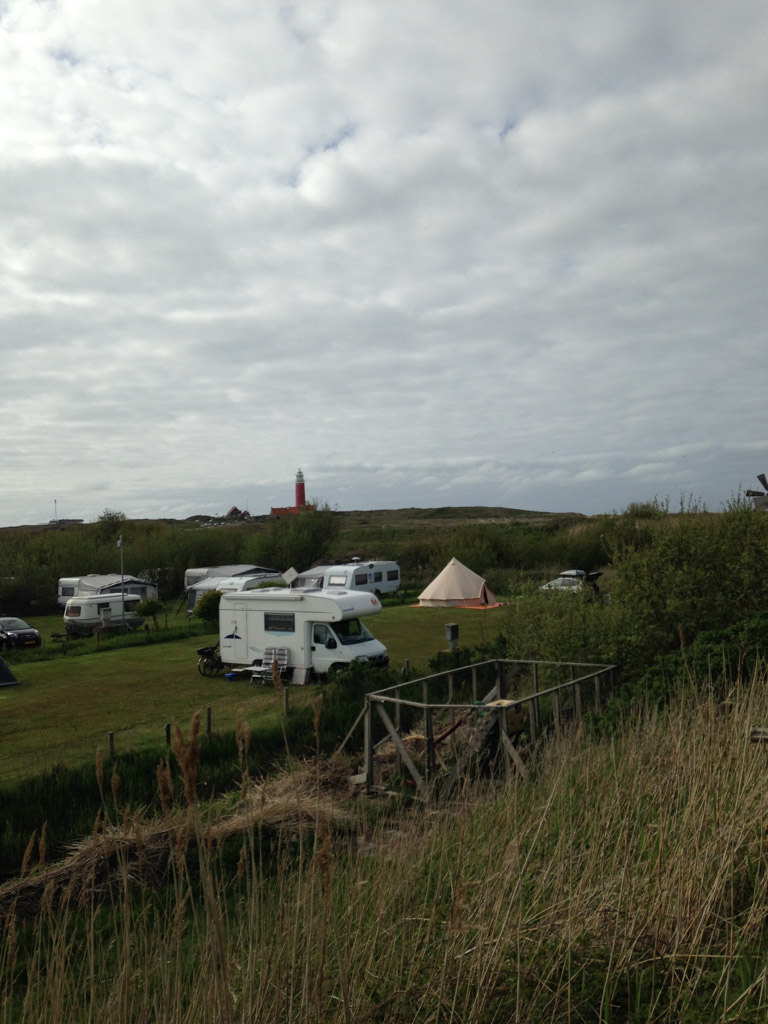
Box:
[0, 656, 19, 687]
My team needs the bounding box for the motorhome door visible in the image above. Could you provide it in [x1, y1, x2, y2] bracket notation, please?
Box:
[310, 622, 339, 673]
[220, 604, 251, 665]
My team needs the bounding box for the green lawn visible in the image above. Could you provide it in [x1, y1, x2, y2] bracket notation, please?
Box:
[1, 604, 507, 782]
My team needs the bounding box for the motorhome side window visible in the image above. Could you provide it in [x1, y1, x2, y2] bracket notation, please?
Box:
[387, 570, 399, 581]
[264, 613, 295, 633]
[354, 572, 369, 586]
[373, 572, 382, 582]
[327, 575, 346, 587]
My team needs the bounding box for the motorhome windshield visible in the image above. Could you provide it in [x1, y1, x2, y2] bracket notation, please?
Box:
[333, 618, 373, 645]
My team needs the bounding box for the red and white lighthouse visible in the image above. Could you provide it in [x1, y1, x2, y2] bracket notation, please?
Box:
[295, 468, 306, 510]
[271, 468, 312, 517]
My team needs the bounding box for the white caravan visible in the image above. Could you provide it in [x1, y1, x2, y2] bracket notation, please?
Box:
[63, 594, 145, 636]
[183, 565, 276, 589]
[290, 560, 400, 596]
[218, 588, 389, 680]
[186, 572, 283, 614]
[57, 574, 158, 607]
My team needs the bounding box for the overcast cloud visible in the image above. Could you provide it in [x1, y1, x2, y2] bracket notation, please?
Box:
[2, 0, 767, 525]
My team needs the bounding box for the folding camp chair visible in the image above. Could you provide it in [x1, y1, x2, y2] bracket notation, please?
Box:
[251, 647, 290, 684]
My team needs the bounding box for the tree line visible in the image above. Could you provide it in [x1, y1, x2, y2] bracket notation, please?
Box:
[2, 499, 767, 632]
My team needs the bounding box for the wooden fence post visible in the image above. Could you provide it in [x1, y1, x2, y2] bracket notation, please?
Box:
[527, 698, 537, 744]
[497, 704, 509, 778]
[364, 697, 374, 792]
[424, 706, 435, 781]
[394, 687, 402, 769]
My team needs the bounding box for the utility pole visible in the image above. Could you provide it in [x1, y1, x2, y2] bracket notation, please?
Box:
[118, 535, 125, 631]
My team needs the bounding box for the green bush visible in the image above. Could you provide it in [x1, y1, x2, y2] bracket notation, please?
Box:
[192, 589, 222, 627]
[134, 597, 165, 629]
[489, 499, 768, 702]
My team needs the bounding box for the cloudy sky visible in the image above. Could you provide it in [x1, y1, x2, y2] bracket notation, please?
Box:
[2, 0, 767, 526]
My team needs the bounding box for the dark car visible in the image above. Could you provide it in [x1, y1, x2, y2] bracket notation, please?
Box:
[0, 616, 42, 650]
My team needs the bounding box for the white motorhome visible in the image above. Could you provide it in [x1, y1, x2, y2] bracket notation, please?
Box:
[57, 574, 158, 607]
[186, 572, 284, 614]
[219, 588, 389, 681]
[290, 560, 400, 596]
[63, 594, 145, 636]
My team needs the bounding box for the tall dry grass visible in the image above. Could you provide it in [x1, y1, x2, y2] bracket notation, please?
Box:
[4, 667, 768, 1022]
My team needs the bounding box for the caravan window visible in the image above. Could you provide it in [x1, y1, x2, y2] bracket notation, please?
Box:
[354, 572, 369, 586]
[265, 612, 295, 633]
[327, 575, 347, 587]
[296, 575, 323, 589]
[68, 606, 81, 617]
[61, 586, 75, 597]
[97, 603, 111, 613]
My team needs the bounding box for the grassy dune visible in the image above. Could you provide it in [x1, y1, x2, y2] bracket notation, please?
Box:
[3, 669, 768, 1022]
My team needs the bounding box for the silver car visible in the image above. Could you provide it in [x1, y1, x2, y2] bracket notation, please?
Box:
[540, 570, 602, 595]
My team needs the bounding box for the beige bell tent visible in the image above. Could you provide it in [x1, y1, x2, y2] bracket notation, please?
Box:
[418, 557, 498, 608]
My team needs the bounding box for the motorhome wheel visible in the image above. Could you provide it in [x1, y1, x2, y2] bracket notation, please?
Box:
[327, 663, 350, 680]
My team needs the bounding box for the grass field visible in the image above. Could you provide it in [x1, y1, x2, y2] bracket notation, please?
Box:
[0, 603, 508, 783]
